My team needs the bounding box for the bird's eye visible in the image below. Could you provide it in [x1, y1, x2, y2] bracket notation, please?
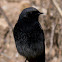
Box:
[32, 11, 36, 14]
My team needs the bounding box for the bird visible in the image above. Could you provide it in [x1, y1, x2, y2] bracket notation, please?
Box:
[13, 7, 45, 62]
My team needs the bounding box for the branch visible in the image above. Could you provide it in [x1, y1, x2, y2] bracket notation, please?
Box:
[52, 0, 62, 16]
[49, 22, 56, 54]
[0, 52, 12, 59]
[0, 7, 13, 30]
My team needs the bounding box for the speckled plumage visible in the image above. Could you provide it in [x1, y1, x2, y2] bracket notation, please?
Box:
[13, 7, 45, 62]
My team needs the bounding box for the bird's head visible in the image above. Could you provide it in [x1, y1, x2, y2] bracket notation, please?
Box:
[19, 7, 43, 22]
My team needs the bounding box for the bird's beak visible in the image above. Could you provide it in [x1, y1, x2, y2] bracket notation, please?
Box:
[38, 12, 44, 15]
[40, 13, 44, 14]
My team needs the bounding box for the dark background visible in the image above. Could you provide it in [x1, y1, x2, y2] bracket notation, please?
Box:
[0, 0, 62, 62]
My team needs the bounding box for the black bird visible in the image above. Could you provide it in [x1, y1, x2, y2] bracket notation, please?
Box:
[13, 7, 45, 62]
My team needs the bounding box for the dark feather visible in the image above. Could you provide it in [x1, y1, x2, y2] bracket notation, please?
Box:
[13, 7, 45, 62]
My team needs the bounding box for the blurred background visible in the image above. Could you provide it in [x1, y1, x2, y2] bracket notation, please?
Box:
[0, 0, 62, 62]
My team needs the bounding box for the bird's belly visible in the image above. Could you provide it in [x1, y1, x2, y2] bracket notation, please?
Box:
[17, 41, 44, 59]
